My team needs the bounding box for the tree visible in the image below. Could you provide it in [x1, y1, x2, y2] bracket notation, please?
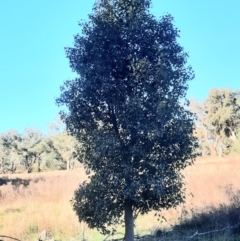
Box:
[190, 89, 240, 156]
[0, 131, 19, 173]
[189, 99, 216, 156]
[0, 130, 25, 173]
[1, 128, 60, 173]
[0, 127, 72, 173]
[50, 131, 78, 170]
[229, 130, 240, 154]
[57, 0, 198, 240]
[47, 116, 80, 170]
[205, 89, 240, 155]
[16, 128, 44, 173]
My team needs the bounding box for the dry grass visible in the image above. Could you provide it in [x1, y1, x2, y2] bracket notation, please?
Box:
[0, 156, 240, 241]
[134, 156, 240, 236]
[0, 168, 100, 241]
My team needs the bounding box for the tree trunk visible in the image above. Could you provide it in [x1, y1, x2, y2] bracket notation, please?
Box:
[38, 160, 41, 172]
[70, 158, 75, 169]
[203, 129, 217, 157]
[230, 128, 237, 142]
[67, 159, 70, 170]
[124, 200, 134, 241]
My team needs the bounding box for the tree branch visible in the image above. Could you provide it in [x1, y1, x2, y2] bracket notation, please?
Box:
[0, 235, 22, 241]
[103, 232, 124, 241]
[188, 224, 238, 239]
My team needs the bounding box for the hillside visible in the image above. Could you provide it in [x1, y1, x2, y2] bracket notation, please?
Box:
[0, 156, 239, 241]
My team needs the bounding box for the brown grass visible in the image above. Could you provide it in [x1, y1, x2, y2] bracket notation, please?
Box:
[0, 156, 239, 240]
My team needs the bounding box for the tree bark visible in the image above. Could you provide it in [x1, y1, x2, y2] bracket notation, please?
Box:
[229, 128, 237, 142]
[203, 128, 217, 157]
[67, 159, 69, 170]
[124, 200, 134, 241]
[38, 160, 41, 172]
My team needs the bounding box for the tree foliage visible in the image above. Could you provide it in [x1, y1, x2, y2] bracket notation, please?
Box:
[229, 130, 240, 154]
[50, 131, 79, 170]
[18, 128, 45, 173]
[0, 125, 78, 173]
[0, 130, 19, 173]
[190, 89, 240, 156]
[47, 116, 80, 170]
[57, 0, 197, 239]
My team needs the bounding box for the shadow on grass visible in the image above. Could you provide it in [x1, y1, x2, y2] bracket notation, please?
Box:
[102, 187, 240, 241]
[0, 176, 45, 189]
[151, 186, 240, 241]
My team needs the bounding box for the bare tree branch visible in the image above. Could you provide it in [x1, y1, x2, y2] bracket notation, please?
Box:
[0, 235, 22, 241]
[188, 225, 237, 239]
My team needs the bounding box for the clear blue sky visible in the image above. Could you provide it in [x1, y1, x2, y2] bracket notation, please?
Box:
[0, 0, 239, 133]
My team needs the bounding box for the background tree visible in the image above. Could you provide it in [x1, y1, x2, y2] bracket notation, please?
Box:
[31, 137, 64, 172]
[47, 116, 80, 170]
[205, 89, 240, 153]
[190, 89, 240, 156]
[229, 130, 240, 154]
[50, 131, 79, 170]
[57, 0, 198, 240]
[0, 130, 21, 173]
[0, 122, 79, 173]
[18, 129, 67, 173]
[0, 128, 61, 173]
[0, 131, 19, 173]
[16, 128, 45, 173]
[0, 116, 80, 173]
[189, 99, 215, 156]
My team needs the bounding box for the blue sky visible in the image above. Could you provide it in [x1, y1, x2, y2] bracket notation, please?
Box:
[0, 0, 239, 133]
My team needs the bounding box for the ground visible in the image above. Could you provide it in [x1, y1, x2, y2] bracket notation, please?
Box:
[0, 156, 239, 241]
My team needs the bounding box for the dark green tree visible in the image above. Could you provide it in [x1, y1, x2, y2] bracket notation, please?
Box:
[57, 0, 198, 240]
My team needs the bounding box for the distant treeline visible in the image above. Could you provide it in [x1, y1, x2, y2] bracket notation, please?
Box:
[0, 88, 240, 174]
[0, 118, 81, 174]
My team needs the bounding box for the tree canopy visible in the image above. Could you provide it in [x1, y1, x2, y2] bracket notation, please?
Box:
[0, 122, 79, 174]
[190, 89, 240, 156]
[57, 0, 198, 240]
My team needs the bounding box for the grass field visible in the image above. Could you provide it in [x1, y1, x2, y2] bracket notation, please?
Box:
[0, 156, 239, 241]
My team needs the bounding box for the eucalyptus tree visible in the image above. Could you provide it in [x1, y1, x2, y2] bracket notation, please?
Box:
[19, 129, 65, 172]
[205, 89, 240, 147]
[16, 128, 44, 173]
[47, 117, 80, 170]
[50, 131, 78, 170]
[230, 130, 240, 154]
[57, 0, 197, 240]
[190, 89, 240, 156]
[0, 131, 19, 173]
